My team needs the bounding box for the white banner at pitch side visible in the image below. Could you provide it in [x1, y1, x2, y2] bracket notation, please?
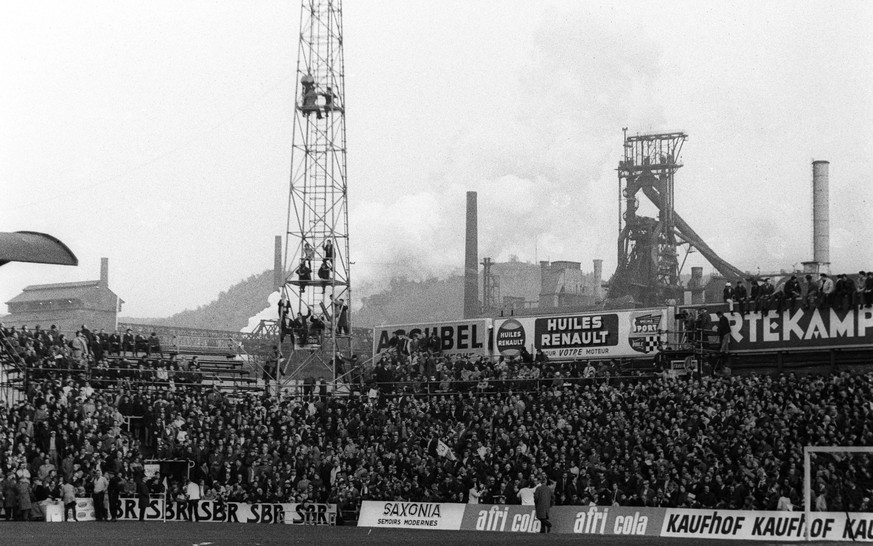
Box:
[358, 501, 466, 530]
[110, 498, 336, 524]
[661, 509, 873, 541]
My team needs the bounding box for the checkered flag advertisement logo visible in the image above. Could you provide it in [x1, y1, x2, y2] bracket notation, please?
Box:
[629, 313, 663, 354]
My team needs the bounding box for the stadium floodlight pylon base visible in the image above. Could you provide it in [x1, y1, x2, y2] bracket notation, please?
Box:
[803, 445, 873, 542]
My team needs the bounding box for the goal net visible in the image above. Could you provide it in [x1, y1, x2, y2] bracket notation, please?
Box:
[804, 446, 873, 541]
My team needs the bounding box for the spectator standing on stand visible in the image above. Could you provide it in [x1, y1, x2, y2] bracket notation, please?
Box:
[468, 479, 483, 504]
[107, 469, 121, 521]
[61, 476, 78, 521]
[297, 260, 312, 293]
[93, 468, 108, 521]
[517, 479, 536, 506]
[303, 240, 315, 268]
[136, 476, 150, 521]
[71, 331, 88, 366]
[318, 261, 331, 294]
[3, 472, 18, 521]
[334, 299, 349, 335]
[715, 311, 731, 372]
[186, 477, 201, 522]
[322, 239, 334, 266]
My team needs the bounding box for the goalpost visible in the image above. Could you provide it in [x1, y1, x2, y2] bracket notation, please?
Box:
[803, 446, 873, 542]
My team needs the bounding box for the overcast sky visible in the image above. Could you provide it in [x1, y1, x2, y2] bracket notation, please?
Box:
[2, 1, 871, 318]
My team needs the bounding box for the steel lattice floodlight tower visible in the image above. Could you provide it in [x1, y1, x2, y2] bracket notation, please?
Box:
[281, 0, 350, 386]
[609, 129, 687, 307]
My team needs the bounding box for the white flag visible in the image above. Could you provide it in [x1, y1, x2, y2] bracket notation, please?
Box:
[436, 440, 456, 461]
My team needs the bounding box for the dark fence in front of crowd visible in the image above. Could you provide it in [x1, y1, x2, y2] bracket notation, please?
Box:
[341, 371, 662, 398]
[16, 358, 665, 399]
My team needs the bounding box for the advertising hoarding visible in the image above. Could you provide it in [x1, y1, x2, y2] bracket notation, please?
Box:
[493, 309, 666, 361]
[373, 320, 491, 360]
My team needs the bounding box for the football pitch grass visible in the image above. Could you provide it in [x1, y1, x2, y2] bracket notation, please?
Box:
[0, 521, 824, 545]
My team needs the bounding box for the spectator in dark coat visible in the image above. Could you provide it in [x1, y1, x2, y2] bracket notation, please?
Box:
[784, 275, 802, 311]
[534, 474, 554, 533]
[17, 478, 32, 521]
[136, 477, 151, 521]
[2, 473, 18, 521]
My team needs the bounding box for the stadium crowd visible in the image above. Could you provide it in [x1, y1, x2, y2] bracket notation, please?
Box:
[2, 323, 873, 522]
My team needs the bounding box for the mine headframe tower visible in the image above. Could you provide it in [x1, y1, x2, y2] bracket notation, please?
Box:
[610, 129, 687, 306]
[280, 0, 350, 388]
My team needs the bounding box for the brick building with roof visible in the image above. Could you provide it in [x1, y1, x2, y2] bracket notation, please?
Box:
[3, 258, 122, 333]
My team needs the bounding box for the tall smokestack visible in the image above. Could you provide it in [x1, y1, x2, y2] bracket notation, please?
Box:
[690, 266, 704, 304]
[99, 257, 109, 288]
[592, 259, 603, 300]
[464, 191, 479, 318]
[812, 160, 830, 267]
[273, 235, 283, 290]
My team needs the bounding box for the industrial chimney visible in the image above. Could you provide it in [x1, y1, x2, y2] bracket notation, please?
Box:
[812, 160, 830, 269]
[592, 259, 603, 300]
[464, 192, 479, 319]
[99, 257, 109, 288]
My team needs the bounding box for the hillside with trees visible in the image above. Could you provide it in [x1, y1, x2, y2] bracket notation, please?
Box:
[122, 259, 547, 331]
[123, 270, 275, 332]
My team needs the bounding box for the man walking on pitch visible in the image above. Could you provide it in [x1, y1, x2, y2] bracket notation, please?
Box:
[534, 472, 554, 533]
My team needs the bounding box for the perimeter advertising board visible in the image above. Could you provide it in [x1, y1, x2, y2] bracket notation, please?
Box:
[373, 320, 491, 360]
[661, 509, 873, 541]
[462, 505, 662, 537]
[722, 307, 873, 352]
[358, 501, 466, 530]
[493, 309, 666, 361]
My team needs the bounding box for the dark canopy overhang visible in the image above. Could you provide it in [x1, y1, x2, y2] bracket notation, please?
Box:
[0, 231, 78, 268]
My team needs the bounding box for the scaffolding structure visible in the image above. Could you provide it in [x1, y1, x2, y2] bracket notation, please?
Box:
[481, 257, 501, 314]
[607, 129, 744, 307]
[608, 130, 687, 306]
[280, 0, 350, 388]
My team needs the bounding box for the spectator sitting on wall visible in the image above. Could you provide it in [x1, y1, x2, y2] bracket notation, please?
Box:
[818, 273, 834, 308]
[734, 279, 748, 315]
[803, 274, 818, 310]
[784, 275, 801, 311]
[147, 333, 163, 359]
[856, 271, 868, 310]
[134, 333, 148, 357]
[865, 271, 873, 308]
[722, 282, 734, 312]
[121, 329, 135, 356]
